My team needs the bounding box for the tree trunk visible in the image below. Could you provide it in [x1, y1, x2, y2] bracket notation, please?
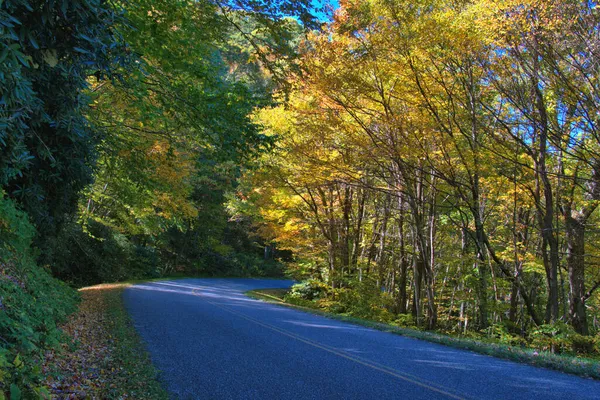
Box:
[473, 214, 488, 329]
[339, 185, 352, 283]
[397, 193, 408, 313]
[508, 266, 521, 323]
[565, 215, 588, 334]
[376, 194, 391, 288]
[352, 187, 366, 269]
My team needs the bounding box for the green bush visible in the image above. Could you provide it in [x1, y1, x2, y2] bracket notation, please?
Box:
[0, 193, 78, 397]
[570, 334, 597, 355]
[335, 278, 395, 323]
[530, 322, 576, 354]
[287, 279, 331, 301]
[485, 323, 527, 347]
[46, 219, 163, 285]
[286, 278, 397, 323]
[393, 314, 418, 329]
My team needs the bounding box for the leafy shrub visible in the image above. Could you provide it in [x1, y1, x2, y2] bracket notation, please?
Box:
[47, 219, 164, 285]
[286, 279, 331, 301]
[0, 193, 78, 397]
[570, 334, 597, 355]
[315, 298, 342, 312]
[286, 278, 397, 323]
[485, 323, 527, 347]
[322, 288, 350, 313]
[530, 322, 576, 354]
[336, 278, 395, 323]
[527, 322, 600, 355]
[393, 314, 418, 329]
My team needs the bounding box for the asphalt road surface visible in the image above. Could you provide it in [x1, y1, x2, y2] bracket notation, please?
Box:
[124, 278, 600, 399]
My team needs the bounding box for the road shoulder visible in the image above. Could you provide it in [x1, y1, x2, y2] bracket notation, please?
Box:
[42, 283, 167, 399]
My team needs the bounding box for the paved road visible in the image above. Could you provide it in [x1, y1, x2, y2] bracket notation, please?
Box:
[124, 278, 600, 399]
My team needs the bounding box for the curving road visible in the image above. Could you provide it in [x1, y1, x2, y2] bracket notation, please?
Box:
[124, 278, 600, 399]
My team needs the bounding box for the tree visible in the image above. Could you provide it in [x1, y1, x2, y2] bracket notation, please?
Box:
[0, 0, 128, 240]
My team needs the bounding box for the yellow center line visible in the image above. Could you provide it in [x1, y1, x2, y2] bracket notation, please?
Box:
[191, 289, 467, 400]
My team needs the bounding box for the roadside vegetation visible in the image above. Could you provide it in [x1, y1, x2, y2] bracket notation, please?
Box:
[0, 194, 78, 399]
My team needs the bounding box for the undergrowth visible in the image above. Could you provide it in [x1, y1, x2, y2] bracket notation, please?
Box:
[0, 193, 78, 399]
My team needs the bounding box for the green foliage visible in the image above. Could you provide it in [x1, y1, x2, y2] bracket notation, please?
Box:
[335, 280, 395, 323]
[0, 0, 315, 395]
[63, 0, 306, 284]
[287, 279, 331, 301]
[0, 193, 78, 396]
[529, 322, 599, 355]
[392, 314, 418, 330]
[570, 334, 598, 355]
[529, 322, 576, 353]
[286, 278, 395, 323]
[0, 0, 129, 239]
[47, 219, 162, 285]
[484, 323, 528, 347]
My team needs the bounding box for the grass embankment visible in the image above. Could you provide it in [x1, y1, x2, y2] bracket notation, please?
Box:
[42, 284, 167, 399]
[247, 289, 600, 380]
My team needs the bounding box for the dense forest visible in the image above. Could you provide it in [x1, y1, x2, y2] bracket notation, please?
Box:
[2, 0, 600, 396]
[233, 0, 600, 347]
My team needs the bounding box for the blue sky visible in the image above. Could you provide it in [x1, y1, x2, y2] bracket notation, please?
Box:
[312, 0, 339, 22]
